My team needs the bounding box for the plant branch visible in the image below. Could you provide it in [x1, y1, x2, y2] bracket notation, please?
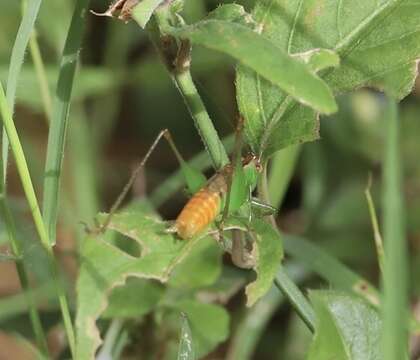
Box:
[146, 13, 229, 170]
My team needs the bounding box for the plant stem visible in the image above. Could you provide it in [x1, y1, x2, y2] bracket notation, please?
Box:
[258, 165, 316, 332]
[173, 70, 229, 169]
[0, 83, 76, 358]
[381, 100, 408, 360]
[147, 15, 229, 170]
[96, 320, 124, 360]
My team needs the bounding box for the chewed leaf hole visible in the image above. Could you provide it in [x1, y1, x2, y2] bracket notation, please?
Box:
[105, 229, 142, 258]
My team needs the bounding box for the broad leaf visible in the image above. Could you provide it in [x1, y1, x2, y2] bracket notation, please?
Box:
[237, 0, 420, 158]
[133, 0, 166, 28]
[308, 291, 382, 360]
[245, 219, 284, 306]
[75, 209, 208, 359]
[102, 278, 164, 318]
[168, 20, 337, 115]
[168, 236, 222, 289]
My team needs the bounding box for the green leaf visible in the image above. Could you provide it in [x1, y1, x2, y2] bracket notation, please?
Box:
[308, 291, 382, 360]
[102, 278, 164, 318]
[177, 313, 195, 360]
[170, 299, 229, 358]
[237, 0, 420, 158]
[168, 20, 337, 114]
[133, 0, 166, 28]
[2, 0, 42, 176]
[168, 236, 222, 289]
[42, 0, 90, 245]
[75, 209, 208, 359]
[245, 219, 284, 306]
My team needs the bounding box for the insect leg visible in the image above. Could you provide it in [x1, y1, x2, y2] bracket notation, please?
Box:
[250, 198, 277, 217]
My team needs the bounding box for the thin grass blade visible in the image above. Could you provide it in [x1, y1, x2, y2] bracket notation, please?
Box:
[178, 312, 195, 360]
[2, 0, 42, 179]
[42, 0, 90, 245]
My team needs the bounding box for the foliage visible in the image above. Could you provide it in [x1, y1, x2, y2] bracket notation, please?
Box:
[0, 0, 419, 359]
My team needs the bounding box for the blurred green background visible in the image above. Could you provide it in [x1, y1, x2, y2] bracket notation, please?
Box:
[1, 0, 420, 359]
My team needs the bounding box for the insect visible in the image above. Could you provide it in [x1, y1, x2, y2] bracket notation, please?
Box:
[96, 122, 275, 267]
[172, 153, 262, 240]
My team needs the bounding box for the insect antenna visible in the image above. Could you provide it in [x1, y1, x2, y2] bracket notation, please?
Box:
[97, 129, 172, 233]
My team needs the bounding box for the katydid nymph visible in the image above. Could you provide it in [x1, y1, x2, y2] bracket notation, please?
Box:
[96, 124, 276, 267]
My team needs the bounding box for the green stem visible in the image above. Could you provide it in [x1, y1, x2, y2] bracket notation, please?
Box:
[381, 100, 408, 360]
[148, 16, 229, 170]
[96, 320, 124, 360]
[0, 199, 49, 355]
[0, 83, 76, 358]
[173, 70, 229, 169]
[259, 165, 316, 332]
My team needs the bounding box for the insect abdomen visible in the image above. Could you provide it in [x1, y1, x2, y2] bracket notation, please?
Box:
[175, 188, 221, 239]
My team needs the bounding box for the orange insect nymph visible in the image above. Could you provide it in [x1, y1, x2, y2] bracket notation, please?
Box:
[174, 164, 232, 239]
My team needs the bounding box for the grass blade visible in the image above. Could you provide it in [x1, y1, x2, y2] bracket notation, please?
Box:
[274, 266, 316, 332]
[0, 82, 76, 357]
[42, 0, 90, 245]
[177, 312, 195, 360]
[284, 235, 380, 306]
[365, 174, 385, 274]
[2, 0, 42, 179]
[381, 100, 408, 359]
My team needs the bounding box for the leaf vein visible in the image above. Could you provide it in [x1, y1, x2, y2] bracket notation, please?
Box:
[287, 0, 304, 54]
